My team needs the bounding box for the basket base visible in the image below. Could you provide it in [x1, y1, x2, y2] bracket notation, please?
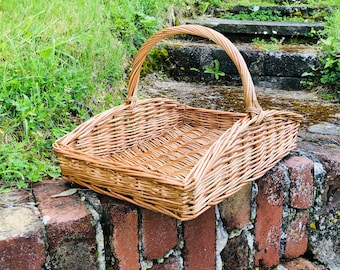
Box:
[109, 123, 223, 179]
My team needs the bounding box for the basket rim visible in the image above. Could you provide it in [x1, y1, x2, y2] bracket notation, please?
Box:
[53, 99, 253, 187]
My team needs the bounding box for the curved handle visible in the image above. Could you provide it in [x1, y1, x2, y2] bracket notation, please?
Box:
[125, 24, 262, 116]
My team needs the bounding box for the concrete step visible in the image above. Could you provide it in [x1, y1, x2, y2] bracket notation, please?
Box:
[148, 10, 325, 90]
[229, 5, 328, 17]
[186, 18, 324, 43]
[157, 40, 318, 90]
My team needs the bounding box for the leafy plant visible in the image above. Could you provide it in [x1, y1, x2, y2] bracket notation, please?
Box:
[301, 9, 340, 99]
[204, 59, 225, 80]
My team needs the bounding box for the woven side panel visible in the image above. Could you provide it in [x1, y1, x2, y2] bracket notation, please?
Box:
[185, 111, 301, 209]
[57, 155, 196, 219]
[183, 106, 245, 129]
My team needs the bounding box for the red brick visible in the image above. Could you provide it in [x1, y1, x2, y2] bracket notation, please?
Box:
[219, 183, 252, 231]
[33, 179, 97, 270]
[315, 153, 340, 182]
[284, 156, 314, 209]
[0, 189, 30, 206]
[315, 153, 340, 210]
[221, 232, 250, 270]
[183, 207, 216, 270]
[0, 206, 46, 270]
[142, 209, 178, 260]
[109, 203, 139, 270]
[281, 257, 320, 270]
[255, 166, 285, 269]
[284, 212, 309, 259]
[150, 256, 181, 270]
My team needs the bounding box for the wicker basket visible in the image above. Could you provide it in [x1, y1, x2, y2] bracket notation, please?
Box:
[53, 25, 302, 220]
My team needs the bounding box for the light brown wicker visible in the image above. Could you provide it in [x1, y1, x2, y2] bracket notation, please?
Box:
[53, 25, 302, 220]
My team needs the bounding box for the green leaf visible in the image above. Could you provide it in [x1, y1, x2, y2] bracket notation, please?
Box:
[301, 72, 315, 77]
[0, 188, 12, 194]
[16, 180, 28, 189]
[40, 48, 53, 58]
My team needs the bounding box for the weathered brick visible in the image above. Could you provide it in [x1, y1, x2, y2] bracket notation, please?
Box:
[221, 232, 250, 270]
[0, 189, 30, 206]
[284, 212, 309, 259]
[219, 183, 252, 231]
[284, 156, 314, 209]
[103, 201, 140, 270]
[315, 153, 340, 210]
[33, 179, 97, 270]
[0, 206, 46, 270]
[112, 205, 140, 270]
[319, 153, 340, 182]
[142, 209, 178, 260]
[255, 165, 285, 269]
[150, 256, 181, 270]
[183, 207, 216, 270]
[281, 257, 320, 270]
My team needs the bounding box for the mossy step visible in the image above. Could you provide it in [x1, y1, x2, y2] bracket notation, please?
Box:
[153, 40, 319, 90]
[186, 18, 324, 42]
[229, 5, 330, 18]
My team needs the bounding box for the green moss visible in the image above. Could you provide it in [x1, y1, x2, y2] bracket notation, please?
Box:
[141, 47, 170, 75]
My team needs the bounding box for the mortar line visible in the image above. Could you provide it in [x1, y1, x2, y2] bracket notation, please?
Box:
[78, 190, 106, 270]
[30, 189, 52, 270]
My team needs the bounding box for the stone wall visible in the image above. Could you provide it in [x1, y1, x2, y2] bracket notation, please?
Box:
[0, 147, 339, 270]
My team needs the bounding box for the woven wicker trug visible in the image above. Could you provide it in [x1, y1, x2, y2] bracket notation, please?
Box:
[53, 25, 302, 221]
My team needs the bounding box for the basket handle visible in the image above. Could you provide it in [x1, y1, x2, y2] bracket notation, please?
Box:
[125, 24, 263, 117]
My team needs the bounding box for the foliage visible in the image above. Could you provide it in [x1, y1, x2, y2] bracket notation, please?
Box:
[204, 59, 225, 80]
[183, 0, 339, 19]
[141, 48, 169, 75]
[0, 0, 183, 190]
[224, 8, 312, 22]
[252, 37, 285, 51]
[301, 9, 340, 99]
[317, 9, 340, 97]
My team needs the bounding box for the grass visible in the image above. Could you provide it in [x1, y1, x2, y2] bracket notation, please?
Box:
[0, 0, 185, 191]
[0, 0, 339, 191]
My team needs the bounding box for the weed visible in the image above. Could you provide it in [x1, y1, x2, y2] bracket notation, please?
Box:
[252, 37, 285, 51]
[301, 9, 340, 99]
[224, 9, 295, 22]
[204, 59, 225, 80]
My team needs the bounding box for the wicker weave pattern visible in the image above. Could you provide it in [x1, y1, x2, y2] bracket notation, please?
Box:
[53, 25, 302, 220]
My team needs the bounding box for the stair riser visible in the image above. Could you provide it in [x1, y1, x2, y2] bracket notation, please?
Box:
[163, 44, 318, 90]
[186, 19, 324, 43]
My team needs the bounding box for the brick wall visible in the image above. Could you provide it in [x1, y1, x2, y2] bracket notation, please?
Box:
[0, 149, 339, 270]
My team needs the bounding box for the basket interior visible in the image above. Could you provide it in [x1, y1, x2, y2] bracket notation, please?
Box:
[70, 99, 245, 180]
[108, 123, 224, 179]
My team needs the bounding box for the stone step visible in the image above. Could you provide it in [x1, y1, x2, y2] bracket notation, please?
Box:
[157, 40, 318, 90]
[185, 18, 324, 43]
[229, 5, 328, 17]
[211, 4, 331, 22]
